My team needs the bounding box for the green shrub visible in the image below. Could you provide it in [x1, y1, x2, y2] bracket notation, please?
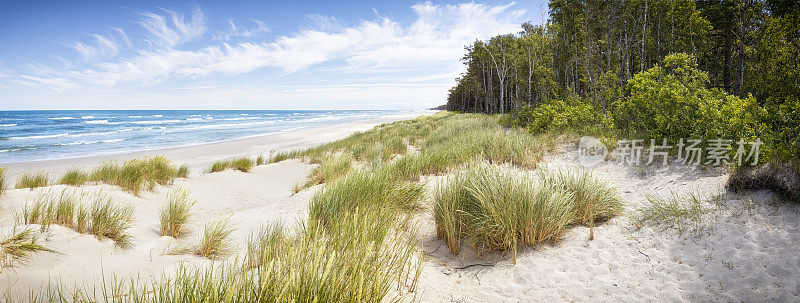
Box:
[613, 53, 764, 141]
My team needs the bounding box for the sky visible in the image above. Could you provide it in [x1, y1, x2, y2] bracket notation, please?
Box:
[0, 0, 548, 110]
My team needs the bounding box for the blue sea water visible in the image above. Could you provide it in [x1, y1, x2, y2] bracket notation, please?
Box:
[0, 110, 403, 163]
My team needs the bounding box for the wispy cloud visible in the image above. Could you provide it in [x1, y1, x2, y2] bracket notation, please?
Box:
[213, 19, 270, 41]
[71, 33, 119, 59]
[138, 7, 206, 48]
[9, 2, 525, 108]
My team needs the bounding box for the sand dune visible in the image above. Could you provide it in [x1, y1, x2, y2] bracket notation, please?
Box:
[1, 115, 799, 301]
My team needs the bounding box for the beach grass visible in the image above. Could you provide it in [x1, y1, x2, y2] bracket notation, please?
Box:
[209, 157, 254, 173]
[176, 164, 190, 178]
[15, 172, 49, 189]
[22, 190, 134, 248]
[59, 169, 89, 186]
[635, 192, 707, 234]
[197, 217, 234, 258]
[85, 157, 183, 194]
[256, 154, 266, 166]
[308, 167, 424, 230]
[268, 150, 301, 164]
[0, 167, 6, 196]
[0, 228, 54, 270]
[538, 167, 623, 239]
[160, 188, 195, 238]
[300, 153, 354, 189]
[433, 161, 574, 261]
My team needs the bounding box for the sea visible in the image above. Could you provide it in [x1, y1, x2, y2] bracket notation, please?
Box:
[0, 110, 405, 164]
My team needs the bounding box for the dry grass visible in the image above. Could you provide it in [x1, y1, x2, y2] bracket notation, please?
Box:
[0, 228, 54, 270]
[299, 153, 354, 190]
[15, 172, 49, 189]
[160, 188, 195, 238]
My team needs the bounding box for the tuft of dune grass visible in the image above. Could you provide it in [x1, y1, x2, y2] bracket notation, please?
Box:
[160, 188, 195, 238]
[256, 154, 266, 166]
[0, 167, 5, 196]
[22, 190, 134, 248]
[208, 157, 254, 173]
[308, 167, 423, 230]
[433, 161, 574, 262]
[268, 150, 301, 164]
[197, 217, 235, 258]
[86, 157, 181, 194]
[59, 169, 89, 186]
[176, 164, 190, 178]
[15, 172, 48, 189]
[0, 228, 54, 270]
[300, 153, 354, 190]
[538, 167, 623, 239]
[635, 192, 707, 234]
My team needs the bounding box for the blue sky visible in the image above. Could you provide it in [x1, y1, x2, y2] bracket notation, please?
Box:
[0, 0, 547, 110]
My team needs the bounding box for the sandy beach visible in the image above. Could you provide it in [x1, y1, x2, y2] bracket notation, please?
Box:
[1, 112, 798, 302]
[1, 112, 430, 183]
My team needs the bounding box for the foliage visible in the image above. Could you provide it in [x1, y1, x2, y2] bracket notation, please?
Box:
[160, 188, 195, 238]
[15, 172, 48, 189]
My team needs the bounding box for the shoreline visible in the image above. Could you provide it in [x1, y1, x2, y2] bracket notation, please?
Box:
[2, 111, 433, 181]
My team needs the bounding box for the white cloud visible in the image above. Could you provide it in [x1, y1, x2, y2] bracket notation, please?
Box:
[213, 19, 270, 41]
[138, 7, 206, 48]
[10, 2, 526, 108]
[71, 33, 120, 59]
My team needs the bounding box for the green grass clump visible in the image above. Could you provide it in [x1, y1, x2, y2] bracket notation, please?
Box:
[87, 196, 135, 248]
[256, 154, 266, 166]
[59, 169, 89, 186]
[300, 153, 354, 189]
[268, 150, 301, 164]
[538, 168, 623, 239]
[0, 167, 6, 196]
[176, 164, 190, 178]
[197, 218, 234, 258]
[308, 168, 423, 229]
[22, 190, 134, 248]
[88, 157, 182, 194]
[160, 188, 195, 238]
[0, 228, 54, 270]
[208, 157, 254, 173]
[15, 172, 49, 189]
[433, 161, 574, 262]
[635, 192, 707, 234]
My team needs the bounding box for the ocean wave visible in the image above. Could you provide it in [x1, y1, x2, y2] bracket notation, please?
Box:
[130, 119, 182, 124]
[85, 120, 109, 124]
[10, 133, 70, 140]
[186, 118, 205, 122]
[153, 115, 163, 117]
[81, 116, 94, 119]
[187, 120, 278, 130]
[55, 138, 125, 146]
[220, 117, 262, 121]
[49, 117, 75, 120]
[0, 147, 37, 153]
[129, 115, 142, 118]
[0, 124, 17, 127]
